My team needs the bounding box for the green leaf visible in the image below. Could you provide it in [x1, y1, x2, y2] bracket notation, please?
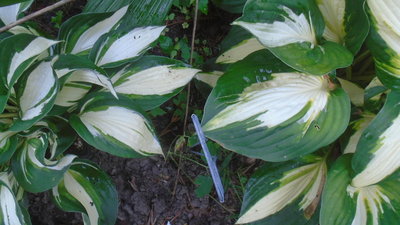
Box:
[90, 25, 165, 68]
[202, 50, 350, 162]
[0, 34, 58, 113]
[342, 113, 374, 154]
[52, 159, 118, 225]
[0, 172, 30, 225]
[10, 60, 58, 132]
[84, 0, 173, 28]
[211, 0, 246, 14]
[351, 91, 400, 187]
[70, 93, 163, 158]
[316, 0, 369, 55]
[366, 0, 400, 90]
[194, 175, 213, 198]
[110, 55, 199, 110]
[58, 7, 129, 55]
[234, 0, 353, 75]
[0, 132, 18, 164]
[195, 71, 223, 88]
[217, 38, 265, 65]
[0, 2, 29, 25]
[320, 154, 400, 225]
[238, 155, 326, 224]
[11, 134, 76, 193]
[199, 0, 209, 15]
[337, 78, 364, 106]
[0, 0, 30, 7]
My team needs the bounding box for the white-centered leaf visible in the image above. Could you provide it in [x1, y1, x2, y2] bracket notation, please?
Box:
[233, 6, 317, 48]
[0, 173, 25, 225]
[19, 61, 57, 121]
[203, 73, 330, 132]
[80, 106, 162, 155]
[71, 6, 128, 54]
[367, 0, 400, 55]
[111, 65, 199, 95]
[352, 114, 400, 187]
[317, 0, 346, 43]
[96, 26, 165, 66]
[347, 185, 393, 225]
[237, 160, 326, 224]
[55, 82, 91, 108]
[0, 3, 19, 25]
[216, 38, 265, 64]
[195, 71, 224, 88]
[7, 37, 58, 87]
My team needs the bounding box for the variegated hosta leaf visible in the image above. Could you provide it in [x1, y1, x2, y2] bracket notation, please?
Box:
[70, 93, 163, 158]
[216, 38, 265, 64]
[0, 1, 32, 25]
[110, 56, 199, 110]
[202, 50, 350, 161]
[211, 0, 246, 14]
[337, 78, 364, 106]
[0, 131, 18, 164]
[343, 113, 375, 154]
[233, 0, 353, 75]
[366, 0, 400, 90]
[320, 154, 400, 225]
[0, 34, 58, 113]
[0, 172, 30, 225]
[52, 54, 117, 111]
[316, 0, 369, 55]
[237, 155, 326, 224]
[11, 134, 76, 193]
[351, 91, 400, 187]
[10, 60, 58, 132]
[52, 159, 118, 225]
[58, 6, 129, 54]
[34, 116, 77, 159]
[92, 26, 165, 67]
[195, 71, 224, 88]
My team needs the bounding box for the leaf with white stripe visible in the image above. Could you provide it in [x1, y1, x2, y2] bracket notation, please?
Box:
[237, 155, 326, 224]
[11, 134, 76, 193]
[52, 159, 118, 225]
[0, 34, 58, 113]
[70, 93, 163, 158]
[0, 1, 32, 26]
[342, 113, 374, 154]
[366, 0, 400, 90]
[320, 154, 400, 225]
[195, 71, 223, 88]
[0, 172, 30, 225]
[10, 60, 58, 132]
[216, 38, 265, 64]
[0, 130, 18, 164]
[233, 0, 353, 75]
[202, 50, 350, 162]
[52, 54, 117, 112]
[316, 0, 369, 54]
[351, 91, 400, 187]
[92, 26, 165, 67]
[110, 56, 199, 110]
[58, 6, 128, 54]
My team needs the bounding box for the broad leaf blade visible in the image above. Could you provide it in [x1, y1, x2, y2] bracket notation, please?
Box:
[238, 155, 326, 224]
[70, 93, 163, 158]
[52, 159, 118, 225]
[351, 91, 400, 187]
[110, 56, 199, 110]
[0, 0, 30, 7]
[211, 0, 246, 14]
[234, 0, 353, 75]
[202, 50, 350, 162]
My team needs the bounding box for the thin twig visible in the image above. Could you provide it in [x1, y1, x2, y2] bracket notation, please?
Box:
[0, 0, 76, 33]
[182, 0, 199, 136]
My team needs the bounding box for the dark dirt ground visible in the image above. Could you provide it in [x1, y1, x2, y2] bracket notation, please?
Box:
[26, 1, 253, 225]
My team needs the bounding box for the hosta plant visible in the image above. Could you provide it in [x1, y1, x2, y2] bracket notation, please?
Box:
[199, 0, 400, 224]
[0, 0, 199, 224]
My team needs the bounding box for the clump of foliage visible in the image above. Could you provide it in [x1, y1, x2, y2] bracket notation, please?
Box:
[199, 0, 400, 224]
[0, 0, 200, 224]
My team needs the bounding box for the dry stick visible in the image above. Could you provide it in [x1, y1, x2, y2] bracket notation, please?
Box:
[182, 0, 199, 136]
[0, 0, 76, 33]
